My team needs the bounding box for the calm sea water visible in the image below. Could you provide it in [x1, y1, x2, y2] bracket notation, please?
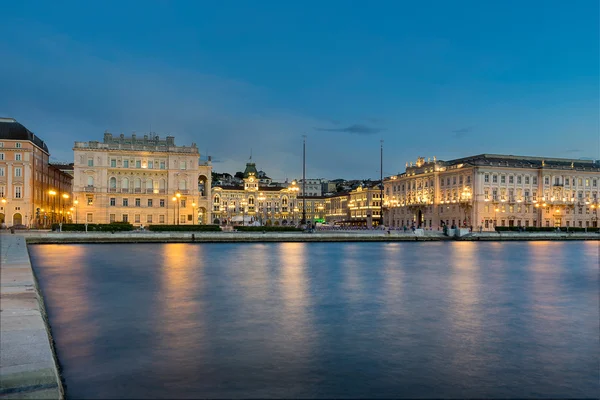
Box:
[30, 241, 599, 399]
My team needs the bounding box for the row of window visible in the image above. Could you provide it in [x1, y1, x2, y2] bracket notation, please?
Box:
[0, 153, 23, 161]
[108, 198, 190, 208]
[0, 142, 22, 148]
[0, 166, 22, 177]
[483, 173, 599, 187]
[0, 186, 22, 198]
[543, 176, 598, 187]
[84, 157, 192, 171]
[485, 174, 538, 185]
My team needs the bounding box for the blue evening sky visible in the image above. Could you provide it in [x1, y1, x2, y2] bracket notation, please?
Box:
[1, 0, 598, 179]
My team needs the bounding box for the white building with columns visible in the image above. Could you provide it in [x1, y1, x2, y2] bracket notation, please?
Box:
[72, 132, 212, 226]
[383, 154, 600, 230]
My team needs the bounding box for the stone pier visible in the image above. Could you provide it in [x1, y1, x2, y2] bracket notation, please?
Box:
[0, 234, 62, 399]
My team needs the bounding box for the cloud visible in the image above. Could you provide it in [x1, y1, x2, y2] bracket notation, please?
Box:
[451, 126, 473, 138]
[0, 25, 365, 179]
[315, 124, 384, 135]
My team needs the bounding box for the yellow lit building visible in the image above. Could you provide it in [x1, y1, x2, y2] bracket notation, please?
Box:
[0, 118, 73, 228]
[72, 132, 212, 226]
[384, 154, 600, 230]
[323, 185, 383, 227]
[212, 162, 301, 225]
[297, 196, 326, 223]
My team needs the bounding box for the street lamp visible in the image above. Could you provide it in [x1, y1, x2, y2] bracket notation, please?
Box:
[73, 200, 79, 223]
[49, 190, 57, 224]
[257, 193, 266, 226]
[62, 193, 69, 223]
[172, 196, 178, 225]
[494, 207, 500, 228]
[241, 201, 247, 226]
[1, 198, 6, 226]
[69, 207, 75, 223]
[228, 203, 235, 225]
[176, 192, 181, 225]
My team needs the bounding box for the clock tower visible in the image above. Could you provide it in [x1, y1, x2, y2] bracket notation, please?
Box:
[243, 162, 259, 192]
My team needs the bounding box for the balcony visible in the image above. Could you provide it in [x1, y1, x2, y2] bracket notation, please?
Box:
[553, 183, 564, 187]
[177, 189, 190, 195]
[108, 188, 117, 193]
[84, 186, 96, 193]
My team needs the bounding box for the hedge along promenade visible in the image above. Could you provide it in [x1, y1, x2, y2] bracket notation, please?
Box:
[148, 225, 221, 232]
[495, 226, 599, 232]
[234, 226, 303, 232]
[51, 223, 134, 232]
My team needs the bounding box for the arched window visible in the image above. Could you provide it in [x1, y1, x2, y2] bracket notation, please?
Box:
[159, 179, 166, 190]
[134, 178, 141, 189]
[146, 179, 153, 190]
[109, 177, 117, 189]
[249, 197, 254, 205]
[179, 180, 187, 190]
[214, 195, 220, 204]
[122, 177, 129, 190]
[87, 176, 94, 187]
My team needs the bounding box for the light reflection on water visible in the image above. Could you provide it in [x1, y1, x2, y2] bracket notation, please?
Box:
[29, 241, 599, 399]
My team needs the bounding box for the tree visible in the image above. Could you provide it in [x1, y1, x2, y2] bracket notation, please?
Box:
[234, 171, 244, 180]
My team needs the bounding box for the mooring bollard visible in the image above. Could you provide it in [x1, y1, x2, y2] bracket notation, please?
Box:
[192, 234, 195, 242]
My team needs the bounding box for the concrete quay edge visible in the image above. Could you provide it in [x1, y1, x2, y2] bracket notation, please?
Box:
[15, 230, 600, 244]
[0, 234, 64, 400]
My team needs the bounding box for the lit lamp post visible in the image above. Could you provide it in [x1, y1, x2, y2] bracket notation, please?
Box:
[176, 192, 181, 224]
[1, 198, 6, 226]
[62, 193, 69, 223]
[73, 200, 79, 223]
[69, 207, 75, 223]
[48, 190, 57, 224]
[228, 203, 234, 225]
[241, 201, 247, 226]
[172, 196, 179, 225]
[257, 193, 266, 225]
[494, 207, 500, 228]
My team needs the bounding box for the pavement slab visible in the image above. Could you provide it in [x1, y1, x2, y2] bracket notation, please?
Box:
[0, 234, 62, 399]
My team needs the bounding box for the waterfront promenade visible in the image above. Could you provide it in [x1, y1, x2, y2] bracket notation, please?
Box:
[0, 234, 63, 400]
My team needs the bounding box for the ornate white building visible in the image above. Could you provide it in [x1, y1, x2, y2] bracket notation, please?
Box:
[212, 162, 303, 225]
[73, 132, 212, 226]
[383, 154, 600, 230]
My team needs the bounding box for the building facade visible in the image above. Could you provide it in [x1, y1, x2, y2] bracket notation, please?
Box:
[298, 178, 322, 197]
[383, 154, 600, 230]
[72, 132, 212, 226]
[323, 185, 383, 227]
[0, 118, 73, 228]
[296, 196, 326, 223]
[212, 162, 302, 225]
